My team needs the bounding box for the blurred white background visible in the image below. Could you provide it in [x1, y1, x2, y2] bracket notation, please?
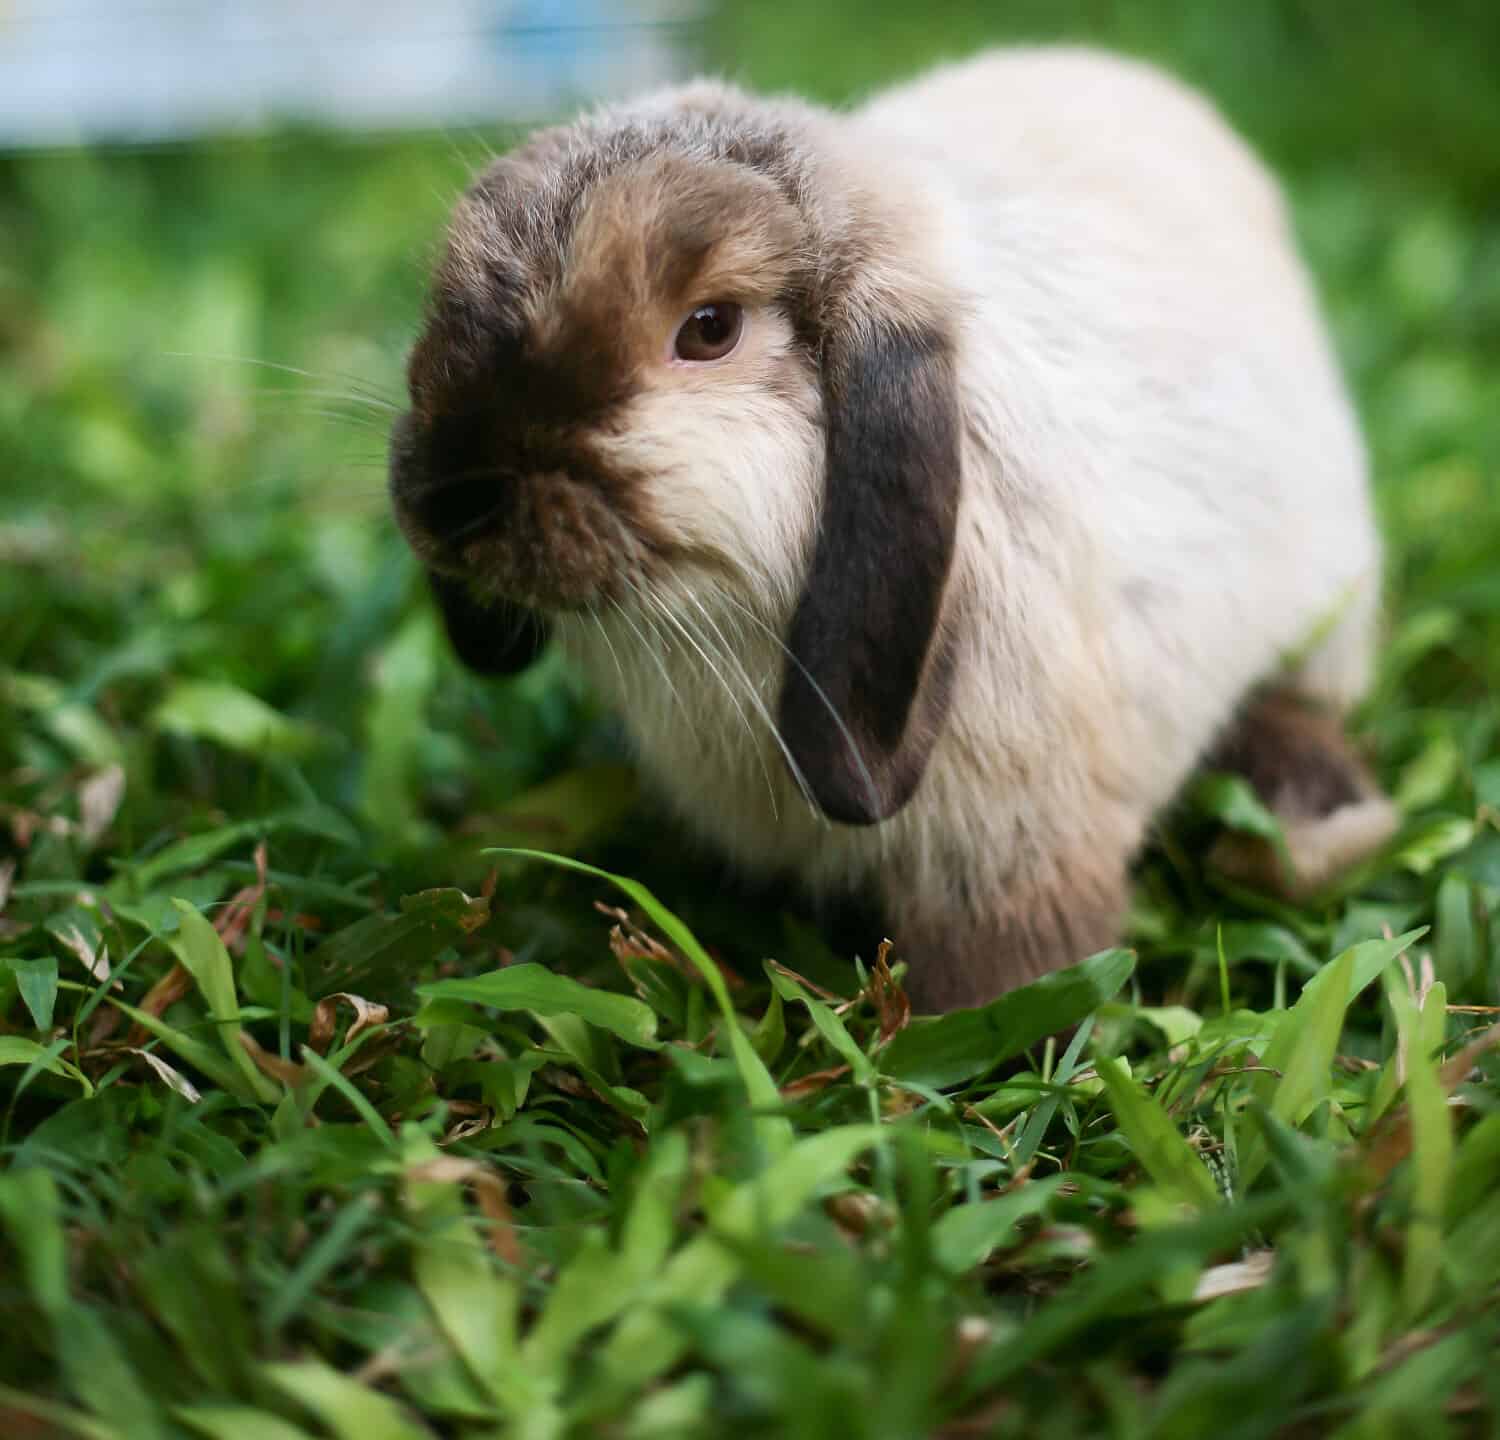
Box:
[0, 0, 703, 144]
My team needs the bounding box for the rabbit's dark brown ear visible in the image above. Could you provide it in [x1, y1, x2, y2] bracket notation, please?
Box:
[778, 320, 962, 825]
[427, 571, 548, 675]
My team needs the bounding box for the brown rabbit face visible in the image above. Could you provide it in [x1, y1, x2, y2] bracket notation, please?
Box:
[389, 147, 820, 612]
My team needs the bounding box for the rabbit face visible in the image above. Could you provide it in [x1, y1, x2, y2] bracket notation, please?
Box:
[391, 93, 967, 828]
[389, 148, 821, 614]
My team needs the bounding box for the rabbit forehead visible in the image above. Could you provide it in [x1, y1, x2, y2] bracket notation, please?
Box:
[553, 153, 806, 317]
[414, 151, 805, 416]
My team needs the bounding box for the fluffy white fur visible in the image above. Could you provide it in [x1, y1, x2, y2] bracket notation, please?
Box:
[540, 49, 1382, 1000]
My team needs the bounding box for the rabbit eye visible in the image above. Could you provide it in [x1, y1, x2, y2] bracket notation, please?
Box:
[674, 302, 743, 362]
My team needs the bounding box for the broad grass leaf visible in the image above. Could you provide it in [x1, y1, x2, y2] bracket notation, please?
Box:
[767, 965, 874, 1083]
[1393, 816, 1475, 875]
[1387, 977, 1454, 1319]
[152, 678, 324, 757]
[621, 1375, 715, 1439]
[750, 983, 785, 1066]
[0, 1036, 93, 1096]
[298, 1047, 396, 1145]
[1434, 871, 1476, 989]
[488, 850, 790, 1150]
[5, 956, 58, 1030]
[1096, 1056, 1220, 1210]
[0, 1166, 67, 1319]
[402, 1135, 532, 1422]
[1393, 730, 1462, 811]
[55, 1304, 170, 1439]
[710, 1235, 871, 1341]
[2, 671, 123, 767]
[1297, 929, 1428, 1011]
[104, 996, 260, 1102]
[931, 1175, 1068, 1273]
[970, 1197, 1286, 1389]
[1237, 931, 1423, 1188]
[1130, 1005, 1203, 1048]
[0, 1385, 117, 1440]
[134, 1228, 253, 1392]
[525, 1133, 691, 1381]
[419, 962, 658, 1048]
[1147, 1297, 1333, 1437]
[590, 1126, 886, 1404]
[1191, 772, 1286, 844]
[1447, 1111, 1500, 1225]
[360, 609, 441, 848]
[263, 1362, 435, 1440]
[178, 1408, 319, 1440]
[1203, 922, 1319, 976]
[660, 1305, 863, 1423]
[305, 888, 490, 995]
[170, 900, 279, 1103]
[881, 948, 1135, 1089]
[120, 805, 358, 892]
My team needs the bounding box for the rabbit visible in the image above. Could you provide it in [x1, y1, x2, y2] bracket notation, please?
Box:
[388, 47, 1396, 1013]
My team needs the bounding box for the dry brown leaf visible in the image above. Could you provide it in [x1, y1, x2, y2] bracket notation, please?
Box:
[127, 963, 193, 1046]
[868, 939, 911, 1047]
[823, 1191, 889, 1239]
[0, 858, 14, 915]
[441, 1102, 495, 1145]
[766, 958, 845, 1003]
[406, 1155, 523, 1266]
[599, 901, 745, 989]
[213, 841, 270, 954]
[308, 991, 390, 1056]
[1361, 1021, 1500, 1184]
[128, 1047, 204, 1104]
[86, 1004, 122, 1050]
[1193, 1248, 1275, 1301]
[77, 764, 125, 845]
[779, 1064, 852, 1100]
[55, 922, 113, 986]
[600, 902, 677, 968]
[238, 1030, 309, 1087]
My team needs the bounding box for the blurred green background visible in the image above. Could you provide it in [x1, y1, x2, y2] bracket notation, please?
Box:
[3, 0, 1499, 940]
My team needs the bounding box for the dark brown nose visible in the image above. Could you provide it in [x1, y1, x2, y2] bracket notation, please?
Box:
[389, 409, 517, 550]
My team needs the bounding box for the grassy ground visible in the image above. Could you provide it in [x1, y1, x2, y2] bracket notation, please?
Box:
[3, 4, 1500, 1436]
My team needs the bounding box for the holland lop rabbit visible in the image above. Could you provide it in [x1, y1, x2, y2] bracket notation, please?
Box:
[389, 48, 1394, 1012]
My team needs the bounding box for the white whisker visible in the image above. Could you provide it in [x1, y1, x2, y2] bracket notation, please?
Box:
[607, 589, 688, 722]
[681, 590, 822, 816]
[587, 603, 630, 696]
[717, 591, 885, 828]
[643, 587, 780, 820]
[163, 353, 401, 409]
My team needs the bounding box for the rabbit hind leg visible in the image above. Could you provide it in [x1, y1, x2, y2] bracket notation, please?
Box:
[1206, 688, 1397, 901]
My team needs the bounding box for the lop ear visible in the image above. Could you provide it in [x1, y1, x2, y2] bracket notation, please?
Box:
[427, 571, 549, 675]
[778, 320, 962, 825]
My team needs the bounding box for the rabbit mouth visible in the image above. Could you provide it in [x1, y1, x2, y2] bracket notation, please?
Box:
[389, 412, 645, 610]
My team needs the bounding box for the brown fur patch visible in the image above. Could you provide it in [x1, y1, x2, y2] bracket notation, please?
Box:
[1208, 689, 1377, 819]
[557, 154, 805, 336]
[1206, 687, 1398, 900]
[893, 850, 1130, 1013]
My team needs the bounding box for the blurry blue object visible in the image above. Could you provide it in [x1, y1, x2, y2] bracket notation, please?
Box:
[0, 0, 701, 147]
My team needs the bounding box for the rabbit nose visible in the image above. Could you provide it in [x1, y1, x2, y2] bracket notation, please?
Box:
[390, 408, 519, 545]
[414, 471, 510, 544]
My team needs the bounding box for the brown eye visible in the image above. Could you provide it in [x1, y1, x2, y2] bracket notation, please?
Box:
[674, 302, 743, 362]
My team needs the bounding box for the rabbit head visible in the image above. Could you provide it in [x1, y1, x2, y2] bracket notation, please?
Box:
[389, 89, 964, 825]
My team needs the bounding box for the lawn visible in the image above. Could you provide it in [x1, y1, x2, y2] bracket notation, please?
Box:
[3, 4, 1500, 1436]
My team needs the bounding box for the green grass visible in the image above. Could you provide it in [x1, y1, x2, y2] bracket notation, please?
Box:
[4, 4, 1500, 1436]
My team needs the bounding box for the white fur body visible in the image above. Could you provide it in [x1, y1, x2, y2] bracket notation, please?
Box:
[554, 49, 1381, 984]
